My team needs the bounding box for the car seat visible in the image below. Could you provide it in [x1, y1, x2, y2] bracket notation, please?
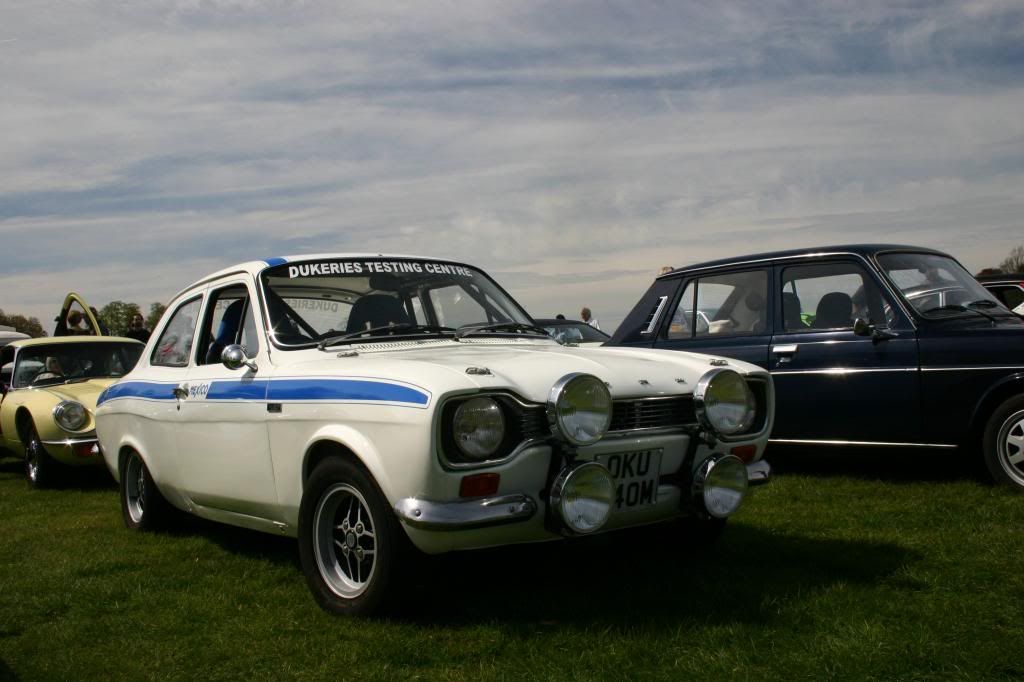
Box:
[205, 299, 244, 364]
[345, 295, 411, 334]
[813, 292, 853, 329]
[782, 291, 806, 330]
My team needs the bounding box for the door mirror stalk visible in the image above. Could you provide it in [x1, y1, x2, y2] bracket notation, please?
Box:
[853, 318, 897, 343]
[222, 344, 258, 372]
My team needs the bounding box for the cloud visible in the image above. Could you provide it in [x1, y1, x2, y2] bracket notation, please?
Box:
[1, 1, 1023, 332]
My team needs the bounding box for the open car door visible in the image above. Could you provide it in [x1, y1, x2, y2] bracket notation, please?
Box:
[54, 293, 103, 336]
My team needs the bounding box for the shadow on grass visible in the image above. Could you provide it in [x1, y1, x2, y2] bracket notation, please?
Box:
[146, 506, 916, 629]
[0, 456, 115, 490]
[394, 522, 917, 628]
[163, 512, 301, 571]
[765, 443, 980, 485]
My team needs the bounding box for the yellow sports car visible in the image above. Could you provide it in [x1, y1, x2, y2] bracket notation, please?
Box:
[0, 336, 144, 487]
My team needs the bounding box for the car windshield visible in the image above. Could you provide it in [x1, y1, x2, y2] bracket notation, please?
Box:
[543, 322, 609, 343]
[13, 342, 143, 388]
[877, 253, 1006, 317]
[260, 258, 537, 348]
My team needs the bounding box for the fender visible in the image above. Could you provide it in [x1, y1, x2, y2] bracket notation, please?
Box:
[110, 435, 190, 510]
[968, 371, 1024, 439]
[297, 424, 395, 503]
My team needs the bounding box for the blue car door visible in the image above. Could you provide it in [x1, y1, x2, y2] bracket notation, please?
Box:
[767, 259, 921, 444]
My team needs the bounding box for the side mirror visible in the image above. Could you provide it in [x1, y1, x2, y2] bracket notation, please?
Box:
[853, 318, 873, 337]
[853, 318, 897, 342]
[221, 344, 257, 372]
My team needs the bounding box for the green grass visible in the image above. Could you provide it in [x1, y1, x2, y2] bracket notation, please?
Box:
[1, 451, 1023, 680]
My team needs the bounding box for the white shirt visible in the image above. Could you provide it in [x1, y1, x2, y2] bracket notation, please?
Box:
[585, 318, 601, 331]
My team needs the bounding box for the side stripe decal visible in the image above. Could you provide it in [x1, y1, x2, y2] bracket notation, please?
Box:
[98, 378, 431, 407]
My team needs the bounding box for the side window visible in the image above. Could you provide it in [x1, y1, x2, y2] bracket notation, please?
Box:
[152, 297, 201, 367]
[666, 281, 697, 339]
[781, 262, 887, 332]
[196, 286, 261, 365]
[990, 285, 1024, 311]
[694, 270, 768, 337]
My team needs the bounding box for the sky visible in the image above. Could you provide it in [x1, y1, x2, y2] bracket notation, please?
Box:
[2, 0, 1023, 334]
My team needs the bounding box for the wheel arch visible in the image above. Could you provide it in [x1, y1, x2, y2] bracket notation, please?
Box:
[15, 407, 34, 443]
[300, 427, 394, 503]
[968, 372, 1024, 445]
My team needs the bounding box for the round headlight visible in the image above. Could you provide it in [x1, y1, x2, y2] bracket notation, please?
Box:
[694, 368, 756, 437]
[452, 397, 505, 459]
[547, 373, 612, 446]
[53, 400, 89, 431]
[550, 461, 615, 534]
[693, 454, 748, 519]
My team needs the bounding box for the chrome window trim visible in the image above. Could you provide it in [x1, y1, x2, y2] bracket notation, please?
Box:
[770, 438, 957, 449]
[668, 250, 918, 331]
[920, 365, 1024, 373]
[641, 295, 669, 335]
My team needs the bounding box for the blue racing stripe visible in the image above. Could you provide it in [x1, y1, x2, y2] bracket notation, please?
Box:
[98, 378, 429, 406]
[98, 381, 176, 405]
[207, 380, 269, 400]
[268, 378, 429, 405]
[264, 257, 288, 267]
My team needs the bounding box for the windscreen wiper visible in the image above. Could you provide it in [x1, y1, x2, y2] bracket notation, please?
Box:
[923, 304, 999, 323]
[455, 322, 552, 340]
[317, 323, 456, 350]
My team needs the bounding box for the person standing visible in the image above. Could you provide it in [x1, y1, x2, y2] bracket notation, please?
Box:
[125, 313, 151, 343]
[580, 307, 601, 330]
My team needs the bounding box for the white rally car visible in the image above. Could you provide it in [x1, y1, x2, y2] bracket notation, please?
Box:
[95, 255, 773, 615]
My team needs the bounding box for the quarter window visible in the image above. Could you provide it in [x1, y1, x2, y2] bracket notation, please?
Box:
[780, 263, 888, 332]
[667, 270, 768, 339]
[152, 297, 201, 367]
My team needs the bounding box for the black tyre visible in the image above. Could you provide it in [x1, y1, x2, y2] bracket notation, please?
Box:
[982, 394, 1024, 491]
[120, 449, 171, 530]
[24, 423, 58, 489]
[298, 458, 409, 616]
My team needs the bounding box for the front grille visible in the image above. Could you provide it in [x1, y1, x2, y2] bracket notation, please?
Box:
[518, 406, 550, 441]
[608, 396, 696, 433]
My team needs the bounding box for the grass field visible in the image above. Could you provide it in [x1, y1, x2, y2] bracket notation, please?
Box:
[2, 449, 1023, 680]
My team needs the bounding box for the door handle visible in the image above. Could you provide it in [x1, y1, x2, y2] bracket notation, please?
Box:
[772, 344, 798, 355]
[172, 385, 189, 400]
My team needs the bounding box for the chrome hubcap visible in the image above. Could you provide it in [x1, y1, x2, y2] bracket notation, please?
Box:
[25, 438, 39, 483]
[313, 484, 377, 599]
[125, 455, 147, 523]
[997, 410, 1024, 486]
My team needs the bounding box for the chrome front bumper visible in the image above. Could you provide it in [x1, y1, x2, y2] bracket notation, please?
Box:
[394, 459, 770, 532]
[394, 494, 537, 530]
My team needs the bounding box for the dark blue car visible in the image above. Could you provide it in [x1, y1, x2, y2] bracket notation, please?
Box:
[609, 244, 1024, 489]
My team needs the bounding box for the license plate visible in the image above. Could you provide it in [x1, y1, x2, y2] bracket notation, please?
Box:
[598, 449, 662, 512]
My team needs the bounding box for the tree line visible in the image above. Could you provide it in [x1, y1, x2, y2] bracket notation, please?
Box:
[977, 245, 1024, 277]
[0, 301, 167, 338]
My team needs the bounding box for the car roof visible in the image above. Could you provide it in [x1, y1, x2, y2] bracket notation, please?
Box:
[977, 273, 1024, 283]
[658, 244, 952, 278]
[174, 253, 474, 300]
[7, 336, 143, 349]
